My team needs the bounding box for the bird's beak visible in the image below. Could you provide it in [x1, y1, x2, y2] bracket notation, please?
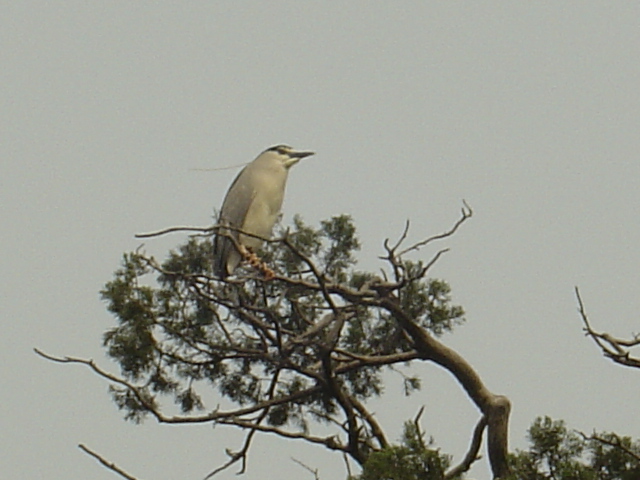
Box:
[291, 150, 315, 159]
[285, 150, 314, 168]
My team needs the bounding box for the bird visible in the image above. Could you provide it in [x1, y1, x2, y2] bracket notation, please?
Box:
[213, 144, 314, 278]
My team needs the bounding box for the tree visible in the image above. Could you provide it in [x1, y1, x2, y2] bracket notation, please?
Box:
[507, 416, 640, 480]
[38, 205, 515, 479]
[498, 290, 640, 479]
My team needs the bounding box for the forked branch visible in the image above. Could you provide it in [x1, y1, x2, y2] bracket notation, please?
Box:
[396, 200, 472, 257]
[575, 287, 640, 369]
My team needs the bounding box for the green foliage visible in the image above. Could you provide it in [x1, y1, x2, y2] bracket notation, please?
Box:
[589, 432, 640, 480]
[350, 420, 452, 480]
[507, 416, 640, 480]
[398, 266, 465, 336]
[100, 215, 465, 452]
[97, 214, 640, 479]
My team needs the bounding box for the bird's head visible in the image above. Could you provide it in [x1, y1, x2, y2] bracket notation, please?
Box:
[265, 144, 315, 169]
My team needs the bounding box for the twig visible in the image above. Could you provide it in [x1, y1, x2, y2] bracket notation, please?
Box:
[189, 162, 248, 172]
[135, 225, 215, 239]
[291, 457, 320, 480]
[418, 248, 450, 277]
[136, 223, 279, 241]
[384, 219, 411, 253]
[413, 406, 427, 450]
[206, 369, 291, 478]
[34, 349, 161, 419]
[78, 444, 141, 480]
[397, 200, 472, 257]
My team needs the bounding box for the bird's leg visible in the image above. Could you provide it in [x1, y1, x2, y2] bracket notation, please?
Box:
[239, 246, 276, 280]
[259, 262, 276, 281]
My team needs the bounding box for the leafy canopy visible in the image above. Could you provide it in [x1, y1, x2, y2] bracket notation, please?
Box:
[100, 215, 464, 436]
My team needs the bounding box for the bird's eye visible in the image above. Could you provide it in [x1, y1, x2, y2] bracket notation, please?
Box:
[268, 145, 291, 154]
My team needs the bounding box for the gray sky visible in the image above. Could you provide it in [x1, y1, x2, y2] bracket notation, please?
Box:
[3, 3, 640, 479]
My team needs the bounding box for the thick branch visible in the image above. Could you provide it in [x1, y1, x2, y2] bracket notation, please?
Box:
[320, 348, 364, 464]
[445, 416, 487, 479]
[350, 396, 389, 450]
[379, 298, 511, 478]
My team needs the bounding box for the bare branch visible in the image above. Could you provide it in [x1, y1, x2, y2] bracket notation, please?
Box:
[219, 369, 284, 477]
[419, 248, 450, 277]
[397, 200, 472, 258]
[445, 416, 487, 479]
[202, 450, 242, 480]
[385, 219, 411, 253]
[216, 418, 346, 453]
[34, 348, 325, 424]
[135, 225, 215, 239]
[343, 453, 353, 479]
[412, 406, 427, 450]
[78, 444, 141, 480]
[575, 287, 640, 369]
[34, 349, 161, 419]
[291, 457, 321, 480]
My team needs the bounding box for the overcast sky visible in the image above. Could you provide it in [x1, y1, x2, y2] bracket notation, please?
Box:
[3, 3, 640, 480]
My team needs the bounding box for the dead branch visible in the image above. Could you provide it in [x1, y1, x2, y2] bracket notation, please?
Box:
[396, 200, 472, 258]
[291, 457, 321, 480]
[78, 444, 141, 480]
[575, 287, 640, 369]
[135, 225, 215, 239]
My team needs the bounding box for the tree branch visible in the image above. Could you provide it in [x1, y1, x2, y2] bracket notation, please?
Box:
[216, 418, 347, 453]
[291, 457, 321, 480]
[396, 200, 472, 258]
[78, 444, 141, 480]
[578, 431, 640, 463]
[34, 348, 325, 425]
[575, 287, 640, 369]
[378, 297, 511, 478]
[135, 225, 215, 239]
[445, 416, 487, 479]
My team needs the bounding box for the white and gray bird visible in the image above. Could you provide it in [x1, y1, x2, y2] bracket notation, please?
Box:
[213, 145, 314, 278]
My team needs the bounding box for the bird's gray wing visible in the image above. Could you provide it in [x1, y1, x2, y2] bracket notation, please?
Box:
[213, 165, 257, 276]
[219, 166, 258, 229]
